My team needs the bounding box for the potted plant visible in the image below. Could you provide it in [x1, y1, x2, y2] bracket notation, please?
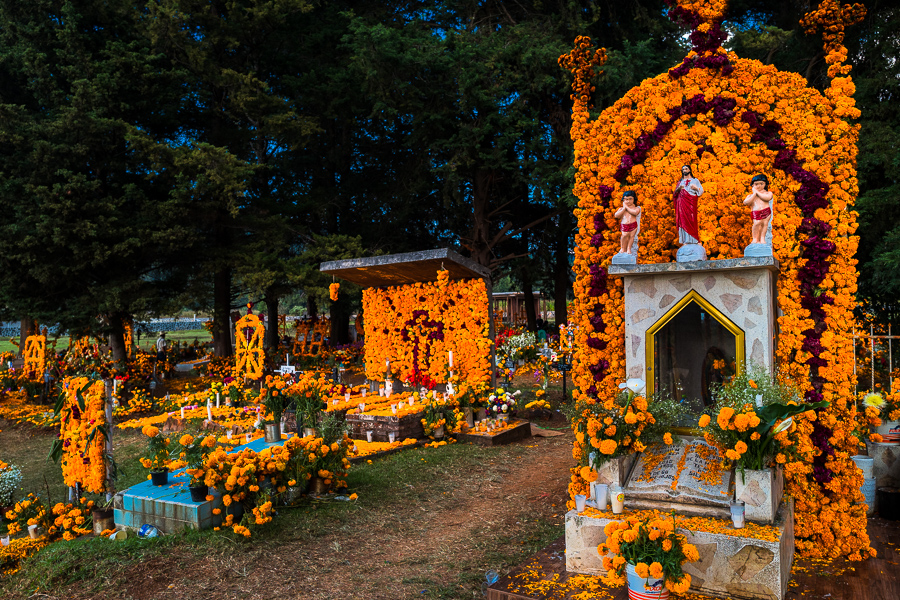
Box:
[293, 380, 325, 438]
[697, 367, 827, 523]
[487, 388, 520, 421]
[180, 433, 217, 502]
[598, 513, 698, 598]
[863, 391, 900, 445]
[420, 392, 460, 439]
[139, 425, 171, 485]
[261, 375, 287, 443]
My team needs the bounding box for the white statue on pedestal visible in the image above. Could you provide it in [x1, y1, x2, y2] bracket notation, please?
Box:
[673, 165, 707, 262]
[743, 174, 774, 257]
[612, 191, 641, 265]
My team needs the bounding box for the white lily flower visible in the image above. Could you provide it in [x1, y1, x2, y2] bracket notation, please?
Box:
[619, 378, 646, 395]
[772, 417, 793, 435]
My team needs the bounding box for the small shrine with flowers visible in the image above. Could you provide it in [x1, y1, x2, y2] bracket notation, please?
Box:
[557, 1, 873, 599]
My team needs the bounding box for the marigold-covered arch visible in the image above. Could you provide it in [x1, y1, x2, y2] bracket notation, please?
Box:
[561, 0, 871, 560]
[234, 313, 266, 380]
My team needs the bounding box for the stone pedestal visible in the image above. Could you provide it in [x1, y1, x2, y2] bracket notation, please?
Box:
[594, 454, 636, 487]
[565, 500, 794, 600]
[866, 442, 900, 513]
[734, 466, 783, 524]
[609, 257, 779, 391]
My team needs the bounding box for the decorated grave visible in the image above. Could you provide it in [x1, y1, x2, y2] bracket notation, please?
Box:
[550, 1, 873, 599]
[321, 248, 506, 441]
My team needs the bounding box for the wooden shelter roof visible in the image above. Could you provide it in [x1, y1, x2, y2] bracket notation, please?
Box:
[319, 248, 490, 288]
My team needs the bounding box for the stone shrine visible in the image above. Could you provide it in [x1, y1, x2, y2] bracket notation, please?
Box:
[566, 257, 794, 600]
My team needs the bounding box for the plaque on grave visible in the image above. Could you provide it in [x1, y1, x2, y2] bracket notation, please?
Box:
[625, 438, 731, 507]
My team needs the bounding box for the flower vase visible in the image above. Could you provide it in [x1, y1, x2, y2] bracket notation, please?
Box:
[310, 476, 328, 495]
[150, 468, 168, 486]
[91, 507, 114, 535]
[734, 466, 783, 524]
[497, 413, 509, 422]
[625, 563, 668, 600]
[434, 425, 445, 440]
[189, 484, 209, 503]
[851, 455, 877, 515]
[464, 407, 474, 428]
[875, 420, 900, 445]
[264, 422, 281, 443]
[302, 427, 316, 438]
[475, 408, 487, 421]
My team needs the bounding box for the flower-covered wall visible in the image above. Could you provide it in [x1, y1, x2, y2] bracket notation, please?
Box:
[561, 0, 873, 560]
[362, 276, 491, 386]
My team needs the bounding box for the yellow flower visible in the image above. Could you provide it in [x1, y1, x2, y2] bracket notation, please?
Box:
[649, 562, 664, 579]
[698, 414, 711, 428]
[635, 562, 649, 578]
[663, 433, 673, 445]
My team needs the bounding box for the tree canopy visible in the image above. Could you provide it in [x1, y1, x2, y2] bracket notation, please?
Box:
[0, 0, 896, 347]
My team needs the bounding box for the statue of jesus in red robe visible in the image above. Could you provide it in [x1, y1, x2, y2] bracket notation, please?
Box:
[674, 165, 703, 244]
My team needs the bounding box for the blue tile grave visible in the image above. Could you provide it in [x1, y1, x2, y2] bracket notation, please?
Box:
[114, 433, 294, 533]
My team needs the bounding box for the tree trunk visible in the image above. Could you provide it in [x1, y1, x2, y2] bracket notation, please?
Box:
[108, 313, 128, 364]
[213, 267, 233, 357]
[522, 277, 537, 331]
[307, 295, 318, 321]
[264, 289, 280, 350]
[554, 212, 571, 327]
[329, 296, 350, 347]
[17, 315, 35, 356]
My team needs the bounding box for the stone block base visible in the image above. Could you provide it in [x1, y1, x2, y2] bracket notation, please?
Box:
[454, 419, 531, 446]
[345, 411, 424, 442]
[565, 501, 794, 600]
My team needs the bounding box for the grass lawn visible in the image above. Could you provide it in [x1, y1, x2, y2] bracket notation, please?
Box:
[1, 414, 574, 600]
[0, 329, 212, 356]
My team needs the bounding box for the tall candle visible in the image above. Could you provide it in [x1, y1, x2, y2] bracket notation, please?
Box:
[216, 392, 221, 408]
[448, 351, 453, 367]
[207, 403, 212, 421]
[180, 407, 185, 419]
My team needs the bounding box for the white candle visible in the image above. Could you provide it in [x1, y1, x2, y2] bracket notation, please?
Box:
[207, 403, 212, 421]
[216, 392, 220, 408]
[345, 392, 351, 402]
[362, 388, 367, 397]
[448, 351, 453, 367]
[180, 407, 185, 419]
[245, 433, 251, 443]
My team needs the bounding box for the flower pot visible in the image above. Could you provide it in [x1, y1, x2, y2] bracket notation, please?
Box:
[91, 507, 114, 535]
[264, 422, 281, 443]
[730, 500, 746, 529]
[875, 420, 900, 445]
[434, 425, 445, 440]
[574, 494, 587, 512]
[591, 483, 609, 511]
[497, 413, 509, 422]
[302, 427, 316, 439]
[310, 476, 328, 495]
[283, 485, 305, 505]
[225, 501, 244, 521]
[877, 487, 900, 520]
[734, 466, 783, 524]
[464, 407, 474, 428]
[189, 484, 209, 503]
[625, 562, 668, 600]
[150, 468, 168, 486]
[610, 486, 625, 514]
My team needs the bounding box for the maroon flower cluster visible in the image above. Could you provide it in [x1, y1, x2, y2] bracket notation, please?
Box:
[664, 0, 734, 79]
[613, 94, 737, 182]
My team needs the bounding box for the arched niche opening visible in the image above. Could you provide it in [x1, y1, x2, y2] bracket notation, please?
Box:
[646, 290, 745, 419]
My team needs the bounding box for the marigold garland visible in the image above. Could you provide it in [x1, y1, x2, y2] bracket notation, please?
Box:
[58, 377, 108, 494]
[362, 277, 490, 385]
[234, 313, 265, 379]
[561, 0, 871, 560]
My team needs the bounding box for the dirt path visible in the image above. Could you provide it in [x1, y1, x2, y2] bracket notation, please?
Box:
[50, 429, 575, 600]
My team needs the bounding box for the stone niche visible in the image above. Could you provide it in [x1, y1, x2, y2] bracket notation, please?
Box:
[609, 257, 779, 414]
